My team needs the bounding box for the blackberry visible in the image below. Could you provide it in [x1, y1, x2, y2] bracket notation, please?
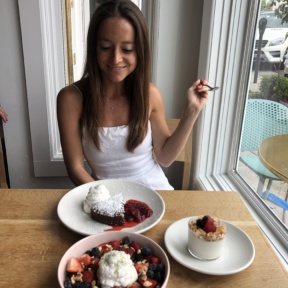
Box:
[141, 247, 152, 256]
[85, 250, 93, 256]
[80, 282, 91, 288]
[202, 215, 209, 223]
[156, 263, 164, 273]
[122, 236, 133, 246]
[154, 271, 163, 283]
[132, 253, 144, 262]
[196, 219, 204, 228]
[91, 247, 102, 258]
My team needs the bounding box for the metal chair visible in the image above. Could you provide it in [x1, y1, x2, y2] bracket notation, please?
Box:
[240, 99, 288, 195]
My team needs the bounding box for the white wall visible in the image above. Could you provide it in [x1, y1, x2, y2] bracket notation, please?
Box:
[0, 0, 74, 189]
[0, 0, 203, 189]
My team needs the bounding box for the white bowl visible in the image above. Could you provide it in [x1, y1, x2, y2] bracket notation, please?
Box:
[58, 231, 170, 288]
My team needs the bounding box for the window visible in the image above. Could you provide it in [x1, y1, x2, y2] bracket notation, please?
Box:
[193, 0, 287, 265]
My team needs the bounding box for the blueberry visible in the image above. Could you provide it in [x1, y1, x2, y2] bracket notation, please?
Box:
[122, 236, 133, 246]
[91, 247, 101, 258]
[149, 263, 157, 271]
[147, 269, 154, 279]
[141, 247, 152, 256]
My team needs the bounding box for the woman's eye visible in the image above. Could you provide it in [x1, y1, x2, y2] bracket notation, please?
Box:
[123, 49, 133, 53]
[100, 46, 111, 51]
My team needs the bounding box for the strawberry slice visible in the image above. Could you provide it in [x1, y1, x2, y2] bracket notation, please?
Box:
[202, 216, 216, 233]
[66, 257, 83, 273]
[78, 253, 91, 266]
[82, 269, 94, 283]
[134, 262, 149, 273]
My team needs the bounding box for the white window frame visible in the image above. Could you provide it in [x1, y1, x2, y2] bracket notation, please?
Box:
[194, 0, 288, 265]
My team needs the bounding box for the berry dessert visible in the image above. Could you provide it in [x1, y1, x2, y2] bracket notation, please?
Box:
[188, 215, 226, 260]
[84, 184, 154, 229]
[64, 236, 166, 288]
[91, 193, 125, 226]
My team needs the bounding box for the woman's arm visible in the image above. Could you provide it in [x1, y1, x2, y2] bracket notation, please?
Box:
[57, 85, 94, 185]
[150, 79, 209, 167]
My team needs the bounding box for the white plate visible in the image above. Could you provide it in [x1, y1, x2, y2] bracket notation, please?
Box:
[57, 179, 165, 235]
[164, 217, 255, 275]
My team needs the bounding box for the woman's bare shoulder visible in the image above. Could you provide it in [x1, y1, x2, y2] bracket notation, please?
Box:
[57, 84, 83, 104]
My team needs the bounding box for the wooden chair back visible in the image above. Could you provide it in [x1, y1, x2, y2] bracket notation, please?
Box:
[166, 118, 192, 190]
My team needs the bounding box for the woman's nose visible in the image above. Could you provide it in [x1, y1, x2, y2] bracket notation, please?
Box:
[112, 48, 122, 64]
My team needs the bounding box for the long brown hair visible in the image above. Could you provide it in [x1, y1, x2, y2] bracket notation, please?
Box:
[81, 0, 150, 152]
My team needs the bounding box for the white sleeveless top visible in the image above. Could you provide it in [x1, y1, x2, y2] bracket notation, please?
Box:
[82, 121, 173, 190]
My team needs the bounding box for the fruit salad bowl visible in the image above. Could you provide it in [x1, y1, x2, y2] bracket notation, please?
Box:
[58, 231, 170, 288]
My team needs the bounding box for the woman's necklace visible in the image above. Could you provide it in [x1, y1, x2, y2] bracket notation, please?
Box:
[106, 103, 123, 110]
[105, 96, 126, 110]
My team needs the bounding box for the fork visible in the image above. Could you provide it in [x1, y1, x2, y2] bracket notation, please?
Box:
[202, 84, 220, 91]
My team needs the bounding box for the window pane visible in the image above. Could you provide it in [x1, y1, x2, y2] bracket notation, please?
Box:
[237, 3, 288, 228]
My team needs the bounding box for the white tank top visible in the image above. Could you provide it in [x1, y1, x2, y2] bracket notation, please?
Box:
[82, 121, 173, 190]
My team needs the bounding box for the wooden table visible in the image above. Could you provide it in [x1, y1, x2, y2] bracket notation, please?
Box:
[258, 134, 288, 182]
[0, 189, 287, 287]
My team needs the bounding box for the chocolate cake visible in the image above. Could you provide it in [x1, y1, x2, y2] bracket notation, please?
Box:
[91, 193, 125, 226]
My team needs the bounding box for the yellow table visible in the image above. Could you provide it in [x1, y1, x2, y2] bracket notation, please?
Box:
[0, 189, 287, 287]
[258, 134, 288, 182]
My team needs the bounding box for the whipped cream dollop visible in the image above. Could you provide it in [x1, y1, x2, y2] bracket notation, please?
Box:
[97, 250, 138, 288]
[83, 184, 110, 214]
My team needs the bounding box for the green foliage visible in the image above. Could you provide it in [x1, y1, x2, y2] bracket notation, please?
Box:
[271, 0, 288, 24]
[259, 74, 288, 102]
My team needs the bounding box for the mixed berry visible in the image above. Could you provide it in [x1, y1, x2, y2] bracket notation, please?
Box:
[64, 236, 165, 288]
[124, 200, 153, 223]
[196, 215, 216, 233]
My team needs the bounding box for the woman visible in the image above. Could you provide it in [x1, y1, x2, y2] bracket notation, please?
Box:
[57, 0, 210, 190]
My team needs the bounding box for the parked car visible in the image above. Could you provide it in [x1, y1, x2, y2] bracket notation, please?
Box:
[284, 52, 288, 77]
[254, 11, 288, 69]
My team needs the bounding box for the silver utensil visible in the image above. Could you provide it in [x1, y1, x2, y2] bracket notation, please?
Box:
[202, 84, 219, 91]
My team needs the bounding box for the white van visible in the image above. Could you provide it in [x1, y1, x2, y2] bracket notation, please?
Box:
[254, 11, 288, 68]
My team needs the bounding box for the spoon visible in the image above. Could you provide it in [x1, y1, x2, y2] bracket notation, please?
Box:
[202, 84, 220, 91]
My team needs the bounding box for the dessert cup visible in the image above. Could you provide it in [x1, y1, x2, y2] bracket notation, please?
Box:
[187, 216, 226, 260]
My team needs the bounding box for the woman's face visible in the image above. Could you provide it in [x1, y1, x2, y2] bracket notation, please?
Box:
[96, 17, 137, 84]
